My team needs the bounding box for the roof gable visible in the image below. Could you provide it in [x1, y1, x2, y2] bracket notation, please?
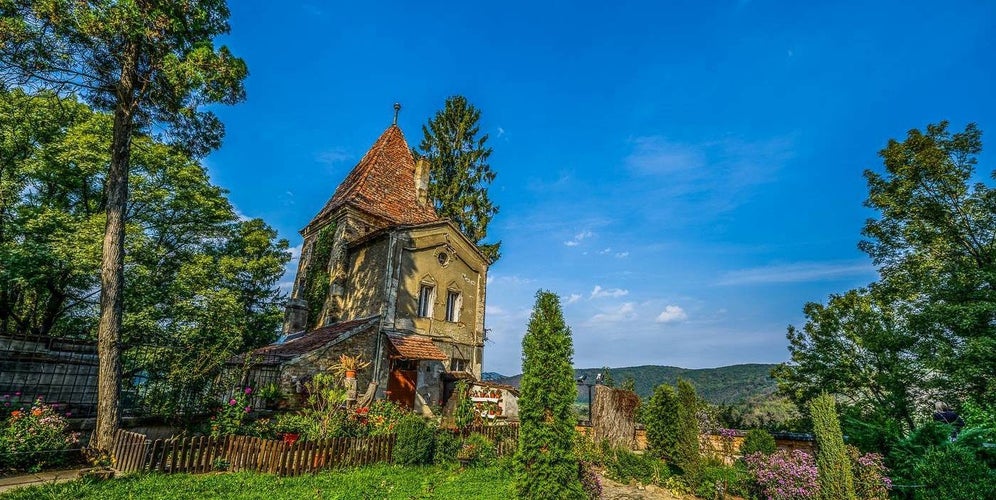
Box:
[307, 125, 438, 231]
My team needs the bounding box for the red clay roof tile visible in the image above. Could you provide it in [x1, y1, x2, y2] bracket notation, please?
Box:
[309, 125, 437, 229]
[386, 332, 448, 361]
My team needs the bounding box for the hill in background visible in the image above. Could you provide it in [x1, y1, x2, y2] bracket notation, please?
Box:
[491, 363, 779, 405]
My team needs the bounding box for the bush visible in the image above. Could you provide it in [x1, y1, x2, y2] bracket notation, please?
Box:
[911, 444, 996, 499]
[0, 399, 79, 472]
[458, 433, 497, 467]
[603, 446, 670, 485]
[209, 387, 255, 437]
[809, 393, 855, 500]
[745, 449, 819, 500]
[675, 379, 702, 483]
[393, 414, 435, 465]
[578, 461, 602, 500]
[847, 446, 890, 500]
[741, 429, 777, 457]
[696, 463, 752, 499]
[433, 430, 461, 464]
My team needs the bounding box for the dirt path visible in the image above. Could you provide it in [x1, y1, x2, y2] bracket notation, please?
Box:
[598, 474, 692, 500]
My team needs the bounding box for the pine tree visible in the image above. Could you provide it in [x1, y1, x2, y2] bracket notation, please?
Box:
[810, 393, 856, 500]
[1, 1, 246, 451]
[419, 95, 501, 262]
[515, 291, 584, 499]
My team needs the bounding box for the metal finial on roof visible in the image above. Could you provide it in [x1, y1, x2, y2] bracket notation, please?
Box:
[393, 102, 401, 125]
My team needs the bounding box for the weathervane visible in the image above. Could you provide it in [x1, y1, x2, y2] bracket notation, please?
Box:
[393, 102, 401, 125]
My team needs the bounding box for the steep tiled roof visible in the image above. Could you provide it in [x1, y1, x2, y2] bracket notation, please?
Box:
[235, 316, 381, 365]
[386, 332, 448, 360]
[308, 125, 438, 230]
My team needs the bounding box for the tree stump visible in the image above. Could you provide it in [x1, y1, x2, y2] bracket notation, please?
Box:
[591, 385, 640, 449]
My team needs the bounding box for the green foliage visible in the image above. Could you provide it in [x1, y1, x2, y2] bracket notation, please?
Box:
[433, 430, 462, 464]
[453, 380, 475, 430]
[774, 288, 922, 434]
[696, 463, 753, 499]
[1, 464, 518, 500]
[209, 388, 254, 438]
[515, 290, 584, 499]
[300, 373, 349, 440]
[459, 433, 498, 467]
[741, 429, 777, 456]
[0, 399, 79, 471]
[602, 445, 670, 485]
[644, 383, 680, 460]
[675, 379, 703, 483]
[909, 445, 996, 499]
[847, 446, 891, 500]
[0, 90, 289, 419]
[621, 376, 636, 393]
[393, 414, 436, 466]
[809, 394, 856, 500]
[419, 95, 501, 262]
[572, 363, 780, 405]
[600, 367, 615, 387]
[303, 223, 336, 329]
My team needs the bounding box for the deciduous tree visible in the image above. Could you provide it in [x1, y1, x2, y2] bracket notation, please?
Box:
[1, 0, 247, 450]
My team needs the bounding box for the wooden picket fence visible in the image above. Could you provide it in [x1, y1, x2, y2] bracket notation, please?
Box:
[110, 423, 519, 477]
[111, 429, 395, 476]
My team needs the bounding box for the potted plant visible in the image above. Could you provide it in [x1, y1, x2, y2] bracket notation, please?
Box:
[333, 354, 371, 379]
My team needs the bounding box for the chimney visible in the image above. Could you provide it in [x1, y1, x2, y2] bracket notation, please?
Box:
[415, 158, 430, 206]
[282, 297, 309, 334]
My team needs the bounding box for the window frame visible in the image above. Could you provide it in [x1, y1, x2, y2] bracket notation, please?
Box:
[445, 289, 462, 322]
[417, 283, 436, 318]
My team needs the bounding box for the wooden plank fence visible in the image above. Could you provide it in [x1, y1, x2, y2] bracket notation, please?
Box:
[111, 423, 518, 477]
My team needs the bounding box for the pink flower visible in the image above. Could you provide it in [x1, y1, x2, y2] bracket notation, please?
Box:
[244, 406, 252, 413]
[229, 399, 237, 406]
[14, 392, 21, 396]
[244, 387, 252, 395]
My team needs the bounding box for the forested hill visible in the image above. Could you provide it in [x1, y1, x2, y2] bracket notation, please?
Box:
[491, 363, 779, 404]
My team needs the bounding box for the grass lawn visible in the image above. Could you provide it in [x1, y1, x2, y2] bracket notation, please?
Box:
[0, 463, 516, 499]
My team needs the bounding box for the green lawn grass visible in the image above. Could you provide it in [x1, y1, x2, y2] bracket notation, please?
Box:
[1, 463, 516, 499]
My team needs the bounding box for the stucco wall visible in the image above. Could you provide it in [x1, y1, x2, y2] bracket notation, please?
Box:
[342, 236, 390, 319]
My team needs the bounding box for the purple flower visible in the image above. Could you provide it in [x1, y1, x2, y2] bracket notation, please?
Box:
[14, 392, 21, 396]
[229, 399, 237, 406]
[244, 387, 252, 395]
[244, 406, 252, 413]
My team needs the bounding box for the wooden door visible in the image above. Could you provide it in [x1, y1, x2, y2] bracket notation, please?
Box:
[387, 360, 417, 409]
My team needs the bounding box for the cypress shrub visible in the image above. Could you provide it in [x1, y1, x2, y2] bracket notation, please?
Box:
[644, 383, 680, 460]
[393, 414, 435, 465]
[675, 379, 702, 483]
[810, 393, 856, 500]
[515, 290, 584, 499]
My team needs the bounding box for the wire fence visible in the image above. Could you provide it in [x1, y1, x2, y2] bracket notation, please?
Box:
[0, 333, 283, 420]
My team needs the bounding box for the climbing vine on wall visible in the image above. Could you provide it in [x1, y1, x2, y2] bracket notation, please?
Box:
[304, 223, 336, 329]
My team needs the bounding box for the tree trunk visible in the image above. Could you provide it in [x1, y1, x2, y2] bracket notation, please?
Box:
[591, 385, 640, 449]
[94, 43, 138, 452]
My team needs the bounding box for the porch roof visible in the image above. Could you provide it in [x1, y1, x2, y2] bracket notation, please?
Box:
[386, 332, 448, 361]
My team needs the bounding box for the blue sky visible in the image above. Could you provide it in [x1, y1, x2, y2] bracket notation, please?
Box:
[205, 1, 996, 376]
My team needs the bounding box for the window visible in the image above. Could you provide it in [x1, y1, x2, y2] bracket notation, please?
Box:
[445, 290, 461, 322]
[417, 284, 435, 317]
[450, 358, 469, 372]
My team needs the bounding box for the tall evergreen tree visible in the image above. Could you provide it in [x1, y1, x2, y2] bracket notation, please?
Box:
[516, 290, 583, 499]
[675, 379, 702, 481]
[419, 95, 501, 262]
[810, 393, 856, 500]
[644, 383, 680, 460]
[1, 1, 248, 450]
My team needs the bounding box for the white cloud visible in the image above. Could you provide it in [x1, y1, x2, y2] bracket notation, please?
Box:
[316, 148, 351, 165]
[656, 305, 688, 324]
[717, 261, 875, 286]
[486, 305, 507, 317]
[590, 302, 637, 323]
[598, 248, 612, 255]
[566, 293, 582, 305]
[590, 285, 629, 299]
[564, 230, 594, 247]
[615, 252, 629, 258]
